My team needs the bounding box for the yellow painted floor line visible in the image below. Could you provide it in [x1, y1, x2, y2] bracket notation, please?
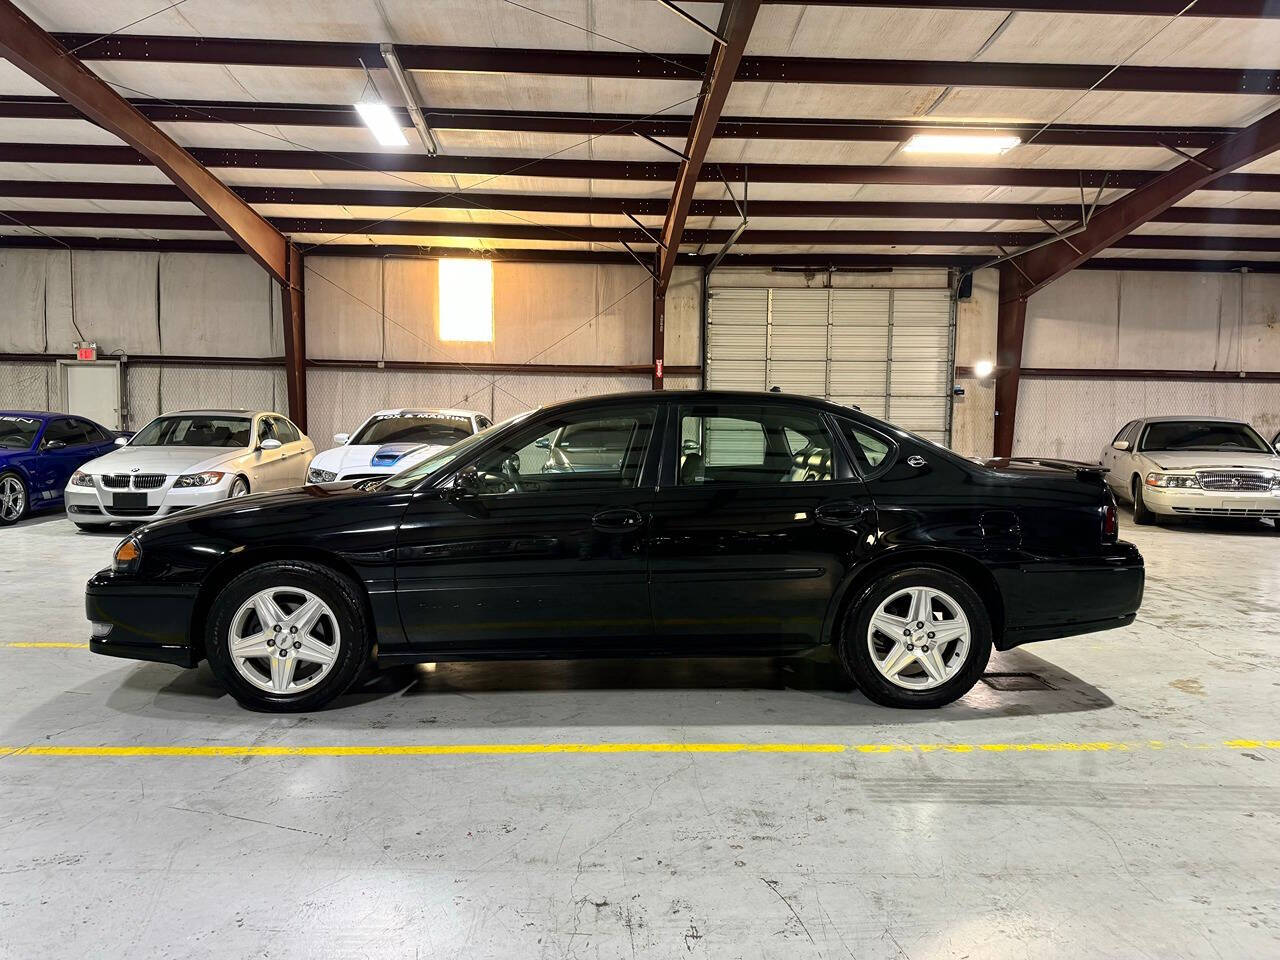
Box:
[2, 641, 89, 648]
[0, 740, 1276, 758]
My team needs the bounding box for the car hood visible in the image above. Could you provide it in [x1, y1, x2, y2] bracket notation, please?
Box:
[137, 482, 385, 533]
[81, 445, 242, 475]
[310, 442, 448, 472]
[1144, 450, 1280, 471]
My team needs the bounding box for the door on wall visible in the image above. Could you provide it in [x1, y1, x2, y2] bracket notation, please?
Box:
[705, 285, 954, 444]
[57, 360, 123, 430]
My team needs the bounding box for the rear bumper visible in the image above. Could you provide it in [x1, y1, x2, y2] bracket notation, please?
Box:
[85, 571, 200, 667]
[994, 541, 1145, 650]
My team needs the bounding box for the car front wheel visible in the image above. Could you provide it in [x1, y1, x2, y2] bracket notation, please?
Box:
[1132, 478, 1155, 525]
[0, 472, 28, 526]
[838, 568, 992, 709]
[204, 561, 370, 712]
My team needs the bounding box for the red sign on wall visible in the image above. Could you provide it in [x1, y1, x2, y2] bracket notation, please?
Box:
[655, 358, 664, 379]
[76, 343, 97, 362]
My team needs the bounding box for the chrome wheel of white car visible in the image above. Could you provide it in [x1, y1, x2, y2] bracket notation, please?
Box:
[229, 477, 249, 498]
[866, 585, 971, 690]
[0, 474, 26, 524]
[227, 587, 341, 694]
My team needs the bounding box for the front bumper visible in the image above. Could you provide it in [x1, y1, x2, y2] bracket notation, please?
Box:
[86, 570, 200, 667]
[65, 474, 236, 525]
[995, 541, 1145, 650]
[1141, 484, 1280, 518]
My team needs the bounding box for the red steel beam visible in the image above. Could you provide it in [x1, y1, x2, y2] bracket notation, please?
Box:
[653, 0, 762, 388]
[280, 242, 307, 431]
[10, 209, 1280, 253]
[0, 96, 1239, 149]
[0, 6, 287, 283]
[53, 33, 1280, 94]
[771, 1, 1279, 16]
[6, 178, 1280, 226]
[992, 102, 1280, 458]
[9, 141, 1280, 192]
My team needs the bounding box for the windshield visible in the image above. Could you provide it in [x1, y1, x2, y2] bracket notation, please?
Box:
[350, 414, 473, 448]
[131, 415, 252, 448]
[1139, 421, 1270, 453]
[0, 415, 40, 450]
[382, 411, 532, 489]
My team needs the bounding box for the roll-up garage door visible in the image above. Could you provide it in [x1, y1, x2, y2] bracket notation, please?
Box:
[706, 285, 954, 444]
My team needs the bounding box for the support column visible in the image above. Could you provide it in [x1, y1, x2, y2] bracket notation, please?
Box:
[280, 241, 308, 430]
[993, 264, 1026, 459]
[652, 279, 665, 390]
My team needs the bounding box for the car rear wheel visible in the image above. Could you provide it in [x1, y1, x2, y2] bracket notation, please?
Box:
[837, 568, 992, 709]
[205, 561, 370, 712]
[0, 472, 28, 526]
[1132, 478, 1155, 525]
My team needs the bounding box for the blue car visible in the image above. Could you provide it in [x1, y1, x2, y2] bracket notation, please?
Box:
[0, 412, 121, 525]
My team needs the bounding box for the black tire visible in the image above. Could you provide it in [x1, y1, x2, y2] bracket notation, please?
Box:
[205, 561, 370, 712]
[1132, 477, 1155, 525]
[837, 567, 993, 709]
[0, 471, 29, 526]
[229, 476, 250, 499]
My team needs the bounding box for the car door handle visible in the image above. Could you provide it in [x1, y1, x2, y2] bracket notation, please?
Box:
[591, 508, 645, 532]
[815, 501, 872, 526]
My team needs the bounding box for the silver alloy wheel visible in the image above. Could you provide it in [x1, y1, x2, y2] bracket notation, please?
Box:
[227, 587, 341, 694]
[866, 585, 971, 690]
[229, 478, 249, 498]
[0, 476, 25, 522]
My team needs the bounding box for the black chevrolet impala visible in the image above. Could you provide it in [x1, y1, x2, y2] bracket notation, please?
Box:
[87, 391, 1144, 711]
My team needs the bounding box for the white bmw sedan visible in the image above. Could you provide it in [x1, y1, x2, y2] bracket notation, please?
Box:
[1101, 416, 1280, 525]
[307, 408, 489, 483]
[65, 409, 313, 528]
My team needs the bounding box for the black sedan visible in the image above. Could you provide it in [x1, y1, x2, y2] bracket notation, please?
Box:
[87, 390, 1144, 711]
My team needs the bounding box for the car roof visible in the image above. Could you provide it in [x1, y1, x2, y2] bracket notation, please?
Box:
[368, 408, 483, 418]
[525, 389, 864, 418]
[1133, 415, 1251, 425]
[165, 409, 272, 417]
[0, 410, 55, 420]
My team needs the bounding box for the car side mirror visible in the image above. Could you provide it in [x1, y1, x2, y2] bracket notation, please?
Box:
[333, 433, 349, 445]
[1112, 440, 1130, 451]
[43, 439, 66, 450]
[259, 438, 283, 451]
[534, 437, 551, 450]
[681, 439, 700, 454]
[451, 465, 484, 497]
[113, 435, 129, 446]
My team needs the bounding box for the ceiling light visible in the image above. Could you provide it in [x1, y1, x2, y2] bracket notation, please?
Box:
[973, 359, 995, 378]
[354, 102, 409, 147]
[904, 134, 1021, 156]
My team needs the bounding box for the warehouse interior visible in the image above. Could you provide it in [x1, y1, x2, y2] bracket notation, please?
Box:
[2, 1, 1280, 957]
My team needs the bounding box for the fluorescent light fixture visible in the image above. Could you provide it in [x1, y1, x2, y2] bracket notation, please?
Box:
[354, 101, 409, 147]
[903, 134, 1021, 156]
[439, 259, 494, 342]
[973, 359, 995, 378]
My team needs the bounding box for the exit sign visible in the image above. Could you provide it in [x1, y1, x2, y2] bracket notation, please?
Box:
[75, 342, 97, 362]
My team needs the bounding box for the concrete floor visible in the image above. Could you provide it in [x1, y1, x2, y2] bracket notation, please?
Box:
[1, 512, 1279, 959]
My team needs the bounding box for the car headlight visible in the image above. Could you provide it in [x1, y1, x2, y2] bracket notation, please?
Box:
[174, 471, 225, 488]
[111, 536, 141, 574]
[1145, 472, 1199, 489]
[308, 467, 338, 483]
[70, 470, 94, 487]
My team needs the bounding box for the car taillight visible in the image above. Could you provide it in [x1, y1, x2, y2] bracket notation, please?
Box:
[1102, 503, 1118, 540]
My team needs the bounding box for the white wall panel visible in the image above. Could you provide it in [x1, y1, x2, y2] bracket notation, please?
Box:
[492, 374, 648, 422]
[158, 253, 277, 358]
[1014, 377, 1280, 462]
[0, 251, 52, 353]
[47, 251, 161, 354]
[304, 258, 384, 361]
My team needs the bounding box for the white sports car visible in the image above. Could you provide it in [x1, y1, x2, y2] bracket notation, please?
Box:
[65, 409, 313, 528]
[307, 408, 490, 484]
